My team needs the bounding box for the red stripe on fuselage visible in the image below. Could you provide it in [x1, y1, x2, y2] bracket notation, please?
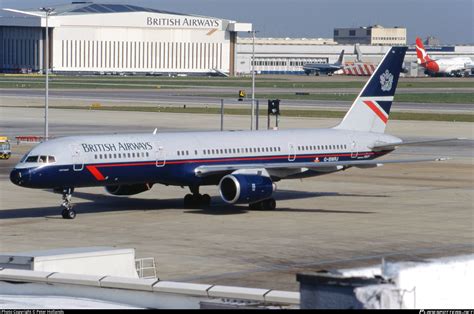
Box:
[363, 100, 388, 124]
[86, 165, 106, 181]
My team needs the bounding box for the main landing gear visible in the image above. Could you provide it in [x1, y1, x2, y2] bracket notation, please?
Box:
[184, 186, 211, 208]
[249, 198, 276, 211]
[60, 187, 76, 219]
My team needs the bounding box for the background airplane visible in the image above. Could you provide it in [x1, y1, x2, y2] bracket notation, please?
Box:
[10, 46, 449, 219]
[303, 50, 344, 76]
[416, 37, 473, 77]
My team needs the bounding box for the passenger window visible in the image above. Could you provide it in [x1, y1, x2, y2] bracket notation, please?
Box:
[146, 152, 149, 157]
[114, 154, 117, 158]
[48, 156, 56, 163]
[94, 155, 98, 159]
[195, 150, 198, 155]
[128, 153, 131, 158]
[186, 151, 189, 155]
[99, 154, 103, 159]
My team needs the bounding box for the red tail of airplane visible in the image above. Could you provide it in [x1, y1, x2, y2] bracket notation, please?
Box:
[415, 37, 440, 73]
[415, 37, 432, 64]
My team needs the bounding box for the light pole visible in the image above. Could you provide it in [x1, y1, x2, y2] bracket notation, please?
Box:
[40, 7, 54, 141]
[249, 29, 257, 130]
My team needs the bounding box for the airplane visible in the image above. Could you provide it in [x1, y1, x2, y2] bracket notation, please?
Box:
[415, 37, 472, 77]
[10, 46, 449, 220]
[303, 50, 344, 76]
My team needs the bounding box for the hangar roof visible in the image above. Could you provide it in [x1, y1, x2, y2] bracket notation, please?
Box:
[30, 2, 187, 16]
[5, 2, 188, 17]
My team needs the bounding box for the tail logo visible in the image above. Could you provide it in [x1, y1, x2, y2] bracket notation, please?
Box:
[380, 70, 394, 92]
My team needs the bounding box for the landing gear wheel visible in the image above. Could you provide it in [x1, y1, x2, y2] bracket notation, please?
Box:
[184, 194, 194, 208]
[184, 186, 211, 208]
[264, 198, 276, 210]
[201, 194, 211, 206]
[249, 198, 276, 211]
[59, 187, 75, 219]
[66, 209, 77, 219]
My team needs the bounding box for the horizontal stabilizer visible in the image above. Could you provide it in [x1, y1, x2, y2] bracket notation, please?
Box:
[371, 138, 465, 151]
[194, 157, 449, 177]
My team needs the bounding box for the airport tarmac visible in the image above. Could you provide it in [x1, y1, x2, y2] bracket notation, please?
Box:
[0, 106, 472, 291]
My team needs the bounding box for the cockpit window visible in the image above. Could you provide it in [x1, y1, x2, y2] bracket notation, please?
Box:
[24, 155, 56, 163]
[26, 156, 38, 163]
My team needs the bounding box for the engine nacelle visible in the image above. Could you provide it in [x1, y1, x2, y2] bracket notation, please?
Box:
[219, 174, 274, 204]
[105, 183, 152, 196]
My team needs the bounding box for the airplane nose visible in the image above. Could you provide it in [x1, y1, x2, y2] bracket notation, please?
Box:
[10, 168, 29, 186]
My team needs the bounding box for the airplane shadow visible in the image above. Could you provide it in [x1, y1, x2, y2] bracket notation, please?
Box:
[0, 189, 382, 219]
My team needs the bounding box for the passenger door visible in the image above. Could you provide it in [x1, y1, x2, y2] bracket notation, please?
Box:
[71, 144, 84, 171]
[155, 142, 165, 167]
[288, 143, 296, 162]
[350, 138, 358, 159]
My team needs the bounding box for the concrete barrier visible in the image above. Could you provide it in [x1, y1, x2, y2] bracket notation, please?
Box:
[208, 285, 269, 301]
[48, 272, 104, 287]
[0, 269, 299, 309]
[100, 276, 158, 291]
[153, 281, 212, 297]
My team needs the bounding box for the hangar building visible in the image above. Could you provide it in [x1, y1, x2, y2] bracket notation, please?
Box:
[0, 2, 252, 75]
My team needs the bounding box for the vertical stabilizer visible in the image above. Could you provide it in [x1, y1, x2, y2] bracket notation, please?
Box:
[335, 50, 345, 65]
[334, 46, 407, 133]
[415, 37, 432, 64]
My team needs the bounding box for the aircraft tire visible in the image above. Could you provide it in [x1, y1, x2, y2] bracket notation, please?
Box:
[184, 194, 194, 208]
[201, 194, 211, 206]
[67, 210, 77, 219]
[264, 198, 277, 210]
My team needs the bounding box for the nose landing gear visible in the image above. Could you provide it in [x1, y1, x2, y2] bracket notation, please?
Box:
[60, 188, 76, 219]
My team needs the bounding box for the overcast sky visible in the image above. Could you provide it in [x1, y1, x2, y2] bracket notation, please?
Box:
[2, 0, 473, 44]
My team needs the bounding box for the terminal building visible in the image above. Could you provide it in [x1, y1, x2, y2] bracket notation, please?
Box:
[0, 2, 252, 75]
[333, 25, 407, 45]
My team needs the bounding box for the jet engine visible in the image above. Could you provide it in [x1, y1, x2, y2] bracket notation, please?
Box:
[105, 183, 153, 196]
[219, 174, 274, 204]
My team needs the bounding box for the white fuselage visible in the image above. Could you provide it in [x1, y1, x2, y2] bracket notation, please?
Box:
[12, 128, 400, 189]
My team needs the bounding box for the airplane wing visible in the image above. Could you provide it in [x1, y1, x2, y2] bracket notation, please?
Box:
[371, 138, 463, 151]
[194, 157, 449, 177]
